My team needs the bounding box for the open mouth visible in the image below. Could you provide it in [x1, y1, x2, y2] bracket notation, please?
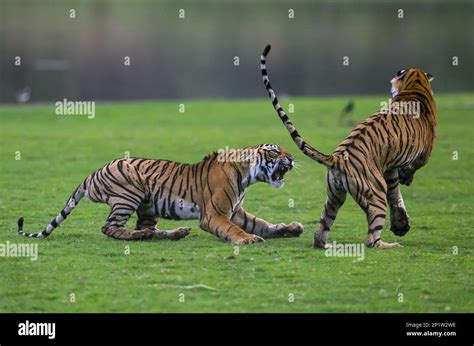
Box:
[271, 164, 291, 183]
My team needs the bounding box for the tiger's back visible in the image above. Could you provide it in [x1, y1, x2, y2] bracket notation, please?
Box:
[333, 92, 437, 176]
[84, 157, 205, 221]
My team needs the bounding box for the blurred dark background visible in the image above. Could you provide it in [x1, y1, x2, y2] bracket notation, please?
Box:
[0, 0, 472, 103]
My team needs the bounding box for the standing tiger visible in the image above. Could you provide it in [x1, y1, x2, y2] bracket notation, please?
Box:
[260, 44, 437, 248]
[17, 144, 303, 244]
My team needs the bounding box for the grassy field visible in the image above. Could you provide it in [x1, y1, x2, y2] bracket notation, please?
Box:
[0, 94, 472, 312]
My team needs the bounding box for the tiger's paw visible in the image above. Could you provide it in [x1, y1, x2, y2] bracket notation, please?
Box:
[313, 232, 327, 249]
[372, 240, 402, 248]
[153, 227, 191, 241]
[272, 222, 304, 237]
[282, 221, 304, 237]
[398, 167, 415, 186]
[232, 234, 265, 245]
[168, 227, 191, 240]
[390, 210, 411, 237]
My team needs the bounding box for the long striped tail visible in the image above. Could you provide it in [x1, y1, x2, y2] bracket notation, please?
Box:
[260, 44, 335, 168]
[18, 183, 86, 238]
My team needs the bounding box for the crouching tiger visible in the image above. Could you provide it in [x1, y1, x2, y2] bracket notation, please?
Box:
[261, 45, 437, 249]
[17, 144, 303, 244]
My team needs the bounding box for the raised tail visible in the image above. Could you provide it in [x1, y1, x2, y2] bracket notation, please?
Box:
[260, 44, 335, 168]
[18, 183, 86, 238]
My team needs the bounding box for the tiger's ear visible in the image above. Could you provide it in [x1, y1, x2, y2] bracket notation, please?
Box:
[395, 69, 408, 80]
[425, 73, 434, 82]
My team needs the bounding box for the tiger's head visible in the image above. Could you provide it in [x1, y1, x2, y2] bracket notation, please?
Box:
[390, 68, 434, 97]
[250, 144, 294, 189]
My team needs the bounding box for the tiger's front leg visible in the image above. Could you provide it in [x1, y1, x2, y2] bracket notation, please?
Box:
[398, 152, 429, 186]
[200, 214, 265, 245]
[398, 166, 416, 186]
[231, 208, 303, 239]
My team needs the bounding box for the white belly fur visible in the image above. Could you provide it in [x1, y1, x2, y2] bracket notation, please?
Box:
[173, 199, 201, 220]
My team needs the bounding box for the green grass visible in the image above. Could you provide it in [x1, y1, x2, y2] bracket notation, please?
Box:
[0, 94, 473, 312]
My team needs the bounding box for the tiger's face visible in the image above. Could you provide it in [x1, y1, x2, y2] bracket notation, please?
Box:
[253, 144, 294, 189]
[390, 68, 434, 97]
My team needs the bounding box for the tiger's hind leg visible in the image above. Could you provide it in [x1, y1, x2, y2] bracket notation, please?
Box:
[135, 203, 158, 230]
[313, 170, 347, 249]
[349, 172, 400, 248]
[135, 205, 190, 241]
[102, 198, 155, 240]
[363, 198, 400, 248]
[385, 170, 410, 237]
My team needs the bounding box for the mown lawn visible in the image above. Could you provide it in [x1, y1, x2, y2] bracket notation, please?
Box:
[0, 94, 472, 312]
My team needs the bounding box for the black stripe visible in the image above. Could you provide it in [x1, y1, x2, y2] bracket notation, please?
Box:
[385, 178, 398, 185]
[168, 201, 181, 220]
[242, 212, 248, 230]
[370, 225, 384, 233]
[370, 213, 386, 224]
[290, 130, 299, 139]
